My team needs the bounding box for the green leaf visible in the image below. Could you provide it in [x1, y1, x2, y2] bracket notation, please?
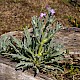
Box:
[24, 27, 31, 47]
[16, 61, 33, 70]
[0, 34, 9, 53]
[10, 36, 22, 48]
[33, 66, 39, 76]
[8, 41, 21, 54]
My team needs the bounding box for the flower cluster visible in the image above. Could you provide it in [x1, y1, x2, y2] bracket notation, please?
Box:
[40, 6, 55, 18]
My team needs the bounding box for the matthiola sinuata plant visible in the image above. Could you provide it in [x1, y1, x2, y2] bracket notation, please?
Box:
[0, 7, 66, 76]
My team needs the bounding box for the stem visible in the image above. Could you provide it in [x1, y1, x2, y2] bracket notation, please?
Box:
[38, 43, 43, 56]
[73, 75, 75, 80]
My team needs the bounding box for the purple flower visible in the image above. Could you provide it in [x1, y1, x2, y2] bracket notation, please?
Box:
[46, 5, 50, 9]
[40, 13, 46, 18]
[50, 9, 55, 15]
